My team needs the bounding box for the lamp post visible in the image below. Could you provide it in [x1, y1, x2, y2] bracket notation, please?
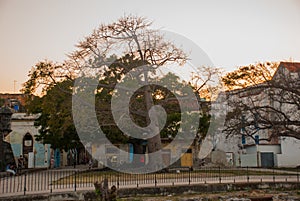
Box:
[0, 106, 13, 171]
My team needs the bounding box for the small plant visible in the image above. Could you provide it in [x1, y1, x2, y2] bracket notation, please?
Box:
[95, 188, 102, 197]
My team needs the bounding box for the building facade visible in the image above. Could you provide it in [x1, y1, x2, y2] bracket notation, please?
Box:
[5, 113, 51, 168]
[219, 62, 300, 168]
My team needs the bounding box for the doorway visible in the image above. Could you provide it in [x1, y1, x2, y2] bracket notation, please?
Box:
[23, 133, 33, 168]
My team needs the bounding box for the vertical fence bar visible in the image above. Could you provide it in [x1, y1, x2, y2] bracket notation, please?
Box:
[38, 171, 40, 191]
[273, 168, 275, 183]
[29, 171, 32, 192]
[1, 174, 4, 193]
[60, 170, 62, 189]
[23, 172, 27, 195]
[69, 170, 72, 189]
[50, 170, 52, 193]
[117, 173, 119, 189]
[44, 170, 46, 191]
[297, 168, 299, 183]
[0, 174, 2, 193]
[188, 168, 191, 185]
[233, 167, 236, 183]
[13, 173, 16, 193]
[9, 176, 14, 193]
[74, 170, 77, 192]
[5, 176, 7, 193]
[218, 167, 221, 183]
[247, 166, 249, 183]
[89, 170, 91, 188]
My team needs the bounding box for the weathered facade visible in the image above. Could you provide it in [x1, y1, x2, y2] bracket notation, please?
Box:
[5, 113, 51, 168]
[218, 62, 300, 168]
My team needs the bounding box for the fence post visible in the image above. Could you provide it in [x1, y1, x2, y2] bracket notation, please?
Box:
[23, 171, 27, 195]
[117, 174, 119, 189]
[297, 168, 299, 183]
[155, 173, 157, 187]
[273, 168, 275, 183]
[247, 166, 249, 183]
[74, 170, 77, 192]
[219, 166, 221, 183]
[50, 170, 53, 193]
[189, 168, 191, 185]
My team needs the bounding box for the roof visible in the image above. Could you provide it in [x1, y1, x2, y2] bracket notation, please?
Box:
[280, 62, 300, 72]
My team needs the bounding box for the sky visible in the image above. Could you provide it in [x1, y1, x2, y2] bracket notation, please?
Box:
[0, 0, 300, 93]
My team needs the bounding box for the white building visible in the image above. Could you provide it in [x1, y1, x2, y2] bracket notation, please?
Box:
[217, 62, 300, 168]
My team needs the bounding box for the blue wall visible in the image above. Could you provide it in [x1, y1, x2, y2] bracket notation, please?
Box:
[10, 143, 51, 168]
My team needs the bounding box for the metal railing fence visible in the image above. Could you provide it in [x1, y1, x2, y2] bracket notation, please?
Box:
[0, 167, 299, 197]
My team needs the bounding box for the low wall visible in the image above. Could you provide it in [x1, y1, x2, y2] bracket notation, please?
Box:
[0, 182, 299, 201]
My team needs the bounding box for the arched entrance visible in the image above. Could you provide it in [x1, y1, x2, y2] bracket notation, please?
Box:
[23, 133, 33, 168]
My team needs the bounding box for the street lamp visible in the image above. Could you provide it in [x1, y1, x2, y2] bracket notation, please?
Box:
[0, 106, 13, 171]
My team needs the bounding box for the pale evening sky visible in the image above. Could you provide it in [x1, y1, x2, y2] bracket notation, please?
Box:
[0, 0, 300, 93]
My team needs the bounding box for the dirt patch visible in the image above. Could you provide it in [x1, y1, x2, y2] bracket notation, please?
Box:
[118, 190, 300, 201]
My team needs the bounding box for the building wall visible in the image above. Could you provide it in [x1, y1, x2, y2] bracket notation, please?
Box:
[91, 143, 133, 168]
[240, 153, 257, 167]
[276, 137, 300, 167]
[222, 62, 300, 168]
[0, 93, 28, 106]
[256, 144, 281, 154]
[5, 113, 51, 168]
[239, 144, 281, 167]
[244, 146, 258, 154]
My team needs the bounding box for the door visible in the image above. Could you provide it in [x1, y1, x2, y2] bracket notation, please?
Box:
[181, 149, 193, 167]
[260, 152, 274, 168]
[23, 133, 33, 168]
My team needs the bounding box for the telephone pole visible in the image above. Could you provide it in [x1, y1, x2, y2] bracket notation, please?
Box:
[13, 80, 17, 93]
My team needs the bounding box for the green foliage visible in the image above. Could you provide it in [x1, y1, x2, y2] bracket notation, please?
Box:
[95, 188, 102, 196]
[198, 113, 211, 139]
[0, 98, 4, 107]
[27, 80, 80, 150]
[22, 61, 58, 95]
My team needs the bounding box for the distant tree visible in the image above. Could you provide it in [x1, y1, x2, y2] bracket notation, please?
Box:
[190, 66, 223, 100]
[222, 62, 279, 90]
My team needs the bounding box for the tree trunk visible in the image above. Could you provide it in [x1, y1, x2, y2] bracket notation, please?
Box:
[143, 76, 163, 170]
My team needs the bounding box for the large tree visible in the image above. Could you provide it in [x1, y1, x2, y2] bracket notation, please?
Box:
[223, 62, 300, 142]
[23, 15, 217, 171]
